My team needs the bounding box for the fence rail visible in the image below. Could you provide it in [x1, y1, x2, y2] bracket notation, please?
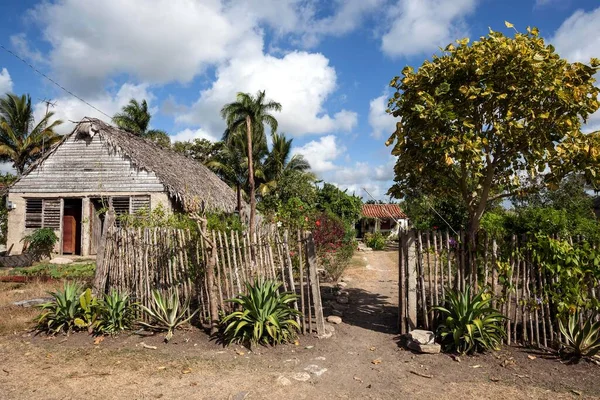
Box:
[398, 229, 600, 349]
[93, 222, 325, 335]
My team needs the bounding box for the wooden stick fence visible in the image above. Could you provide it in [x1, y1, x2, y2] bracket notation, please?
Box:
[398, 229, 600, 350]
[93, 225, 326, 336]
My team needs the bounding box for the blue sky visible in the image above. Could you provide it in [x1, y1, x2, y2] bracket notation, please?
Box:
[0, 0, 599, 200]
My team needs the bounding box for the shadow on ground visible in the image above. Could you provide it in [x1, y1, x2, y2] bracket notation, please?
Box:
[321, 286, 398, 334]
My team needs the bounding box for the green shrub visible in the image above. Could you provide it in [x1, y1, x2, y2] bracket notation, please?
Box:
[221, 279, 300, 347]
[11, 263, 96, 280]
[433, 285, 506, 354]
[22, 228, 58, 259]
[559, 311, 600, 360]
[364, 232, 386, 250]
[97, 290, 137, 335]
[139, 289, 196, 342]
[36, 282, 84, 334]
[319, 241, 355, 282]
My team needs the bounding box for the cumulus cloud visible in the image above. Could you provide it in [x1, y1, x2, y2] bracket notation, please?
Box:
[550, 7, 600, 132]
[33, 83, 155, 134]
[169, 128, 220, 143]
[0, 68, 13, 94]
[27, 0, 261, 94]
[292, 135, 344, 174]
[369, 94, 395, 139]
[178, 50, 357, 137]
[381, 0, 478, 57]
[551, 6, 600, 63]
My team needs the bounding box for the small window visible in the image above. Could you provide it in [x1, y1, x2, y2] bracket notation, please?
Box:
[25, 199, 43, 228]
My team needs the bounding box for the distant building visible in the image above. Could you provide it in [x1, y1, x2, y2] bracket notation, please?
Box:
[6, 118, 241, 256]
[358, 203, 408, 237]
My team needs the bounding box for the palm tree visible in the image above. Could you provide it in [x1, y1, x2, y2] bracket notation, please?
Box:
[221, 91, 281, 239]
[259, 132, 312, 196]
[113, 99, 170, 147]
[0, 94, 62, 175]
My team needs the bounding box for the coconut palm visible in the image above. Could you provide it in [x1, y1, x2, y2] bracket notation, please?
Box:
[0, 93, 62, 175]
[113, 99, 170, 147]
[207, 130, 267, 214]
[221, 91, 281, 239]
[259, 132, 312, 196]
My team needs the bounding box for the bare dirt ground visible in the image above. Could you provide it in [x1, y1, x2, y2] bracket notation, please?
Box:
[1, 250, 599, 400]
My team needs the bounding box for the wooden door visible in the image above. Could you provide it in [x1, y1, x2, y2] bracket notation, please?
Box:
[63, 215, 76, 254]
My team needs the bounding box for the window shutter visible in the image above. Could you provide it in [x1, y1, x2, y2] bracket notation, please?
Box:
[131, 195, 151, 214]
[42, 199, 61, 229]
[25, 199, 43, 228]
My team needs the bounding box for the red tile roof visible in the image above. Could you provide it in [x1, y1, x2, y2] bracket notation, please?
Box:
[361, 204, 407, 219]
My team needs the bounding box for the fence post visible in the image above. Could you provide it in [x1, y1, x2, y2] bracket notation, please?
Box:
[406, 230, 418, 331]
[92, 209, 115, 296]
[305, 232, 325, 335]
[399, 231, 407, 334]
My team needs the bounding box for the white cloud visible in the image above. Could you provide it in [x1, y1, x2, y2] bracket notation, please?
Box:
[170, 128, 219, 143]
[292, 135, 344, 173]
[178, 50, 357, 137]
[0, 68, 13, 93]
[369, 94, 395, 139]
[10, 34, 45, 64]
[33, 83, 155, 135]
[28, 0, 261, 94]
[240, 0, 382, 47]
[381, 0, 478, 57]
[551, 7, 600, 63]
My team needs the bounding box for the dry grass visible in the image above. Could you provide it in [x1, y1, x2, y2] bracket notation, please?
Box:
[0, 280, 62, 335]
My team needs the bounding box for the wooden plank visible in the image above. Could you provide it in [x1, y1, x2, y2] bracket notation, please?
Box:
[305, 232, 325, 335]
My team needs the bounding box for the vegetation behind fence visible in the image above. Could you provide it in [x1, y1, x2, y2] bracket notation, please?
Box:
[398, 230, 600, 350]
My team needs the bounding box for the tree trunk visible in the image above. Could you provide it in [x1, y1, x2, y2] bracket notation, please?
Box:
[245, 116, 256, 262]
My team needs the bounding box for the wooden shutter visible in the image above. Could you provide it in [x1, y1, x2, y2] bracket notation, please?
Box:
[25, 199, 43, 228]
[131, 195, 151, 214]
[42, 199, 61, 229]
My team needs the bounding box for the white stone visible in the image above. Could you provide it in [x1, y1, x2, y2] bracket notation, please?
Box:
[326, 315, 342, 324]
[277, 376, 292, 386]
[304, 365, 328, 376]
[292, 372, 311, 382]
[407, 341, 441, 354]
[408, 330, 435, 345]
[336, 281, 348, 289]
[48, 257, 73, 265]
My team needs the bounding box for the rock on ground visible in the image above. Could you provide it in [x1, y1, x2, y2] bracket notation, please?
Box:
[49, 257, 73, 265]
[408, 330, 435, 345]
[326, 315, 342, 324]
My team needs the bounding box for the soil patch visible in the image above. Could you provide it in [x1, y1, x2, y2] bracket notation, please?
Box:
[0, 251, 598, 399]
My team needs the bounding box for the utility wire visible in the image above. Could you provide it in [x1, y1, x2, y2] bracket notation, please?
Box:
[0, 43, 112, 119]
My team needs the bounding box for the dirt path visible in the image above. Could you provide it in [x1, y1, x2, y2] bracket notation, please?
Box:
[0, 250, 599, 399]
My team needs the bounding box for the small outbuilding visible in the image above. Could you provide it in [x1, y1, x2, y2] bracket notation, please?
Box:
[6, 118, 240, 256]
[358, 203, 408, 237]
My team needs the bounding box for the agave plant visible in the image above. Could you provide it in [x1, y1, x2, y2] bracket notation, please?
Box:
[139, 289, 196, 342]
[74, 288, 101, 334]
[432, 285, 506, 355]
[559, 311, 600, 360]
[97, 290, 137, 335]
[221, 279, 300, 347]
[36, 282, 84, 334]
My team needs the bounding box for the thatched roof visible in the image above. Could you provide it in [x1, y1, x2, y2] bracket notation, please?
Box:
[19, 117, 242, 213]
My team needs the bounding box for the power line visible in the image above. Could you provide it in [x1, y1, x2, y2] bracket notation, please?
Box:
[0, 43, 112, 119]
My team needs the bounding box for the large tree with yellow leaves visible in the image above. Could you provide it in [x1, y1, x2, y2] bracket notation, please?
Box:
[386, 25, 600, 240]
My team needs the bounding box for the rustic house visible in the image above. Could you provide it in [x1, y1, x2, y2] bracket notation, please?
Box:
[6, 118, 240, 256]
[358, 203, 408, 237]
